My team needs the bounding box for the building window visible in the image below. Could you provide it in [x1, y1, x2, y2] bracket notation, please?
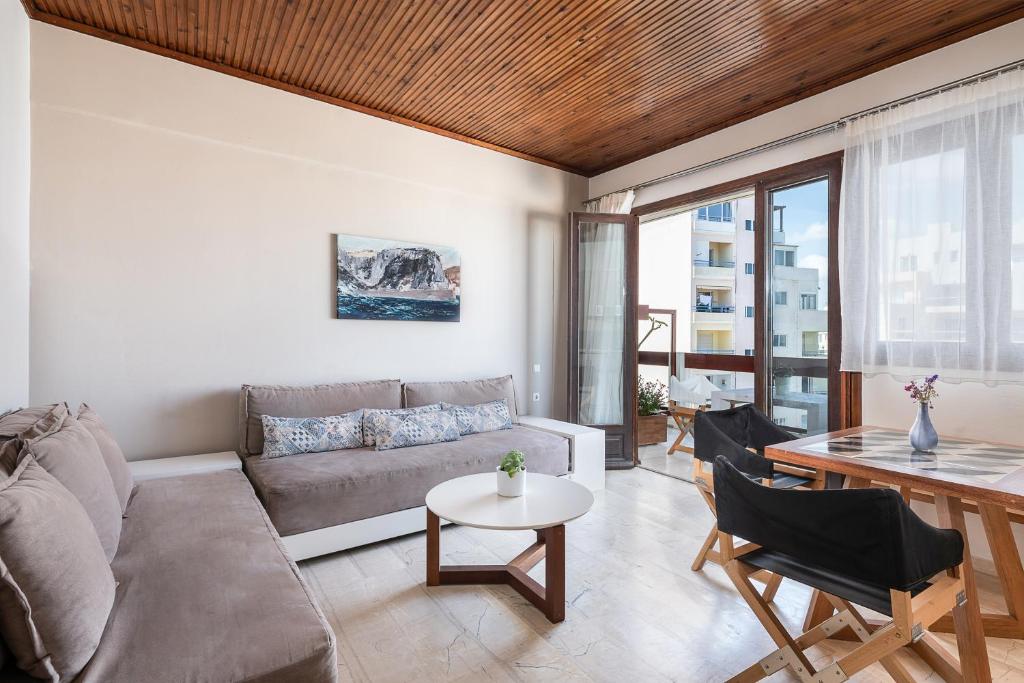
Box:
[697, 202, 733, 223]
[745, 306, 754, 318]
[744, 348, 754, 356]
[898, 255, 918, 272]
[800, 294, 817, 310]
[774, 249, 795, 267]
[745, 219, 754, 231]
[773, 334, 787, 347]
[744, 262, 754, 274]
[775, 291, 788, 306]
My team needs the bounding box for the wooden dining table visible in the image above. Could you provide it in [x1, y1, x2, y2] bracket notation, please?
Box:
[766, 426, 1024, 683]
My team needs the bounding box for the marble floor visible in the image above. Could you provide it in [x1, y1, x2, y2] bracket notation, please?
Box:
[300, 467, 1024, 682]
[637, 425, 695, 481]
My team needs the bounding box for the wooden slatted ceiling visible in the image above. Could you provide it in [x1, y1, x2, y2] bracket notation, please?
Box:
[21, 1, 1024, 176]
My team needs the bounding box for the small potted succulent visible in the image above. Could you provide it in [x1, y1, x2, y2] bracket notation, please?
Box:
[905, 374, 940, 452]
[497, 449, 526, 497]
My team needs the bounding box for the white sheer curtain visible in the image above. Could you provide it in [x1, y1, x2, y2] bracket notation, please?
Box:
[578, 220, 625, 425]
[840, 68, 1024, 384]
[583, 189, 635, 213]
[576, 189, 634, 424]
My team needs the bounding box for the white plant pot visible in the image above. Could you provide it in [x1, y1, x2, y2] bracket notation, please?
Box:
[496, 466, 526, 497]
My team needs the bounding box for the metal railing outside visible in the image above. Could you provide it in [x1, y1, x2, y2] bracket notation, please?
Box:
[692, 259, 736, 268]
[693, 304, 736, 313]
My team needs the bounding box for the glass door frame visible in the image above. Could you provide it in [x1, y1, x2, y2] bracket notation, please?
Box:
[567, 211, 639, 469]
[755, 153, 844, 431]
[630, 151, 859, 432]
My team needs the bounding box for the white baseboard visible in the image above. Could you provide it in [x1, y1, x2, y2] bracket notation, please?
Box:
[283, 506, 450, 561]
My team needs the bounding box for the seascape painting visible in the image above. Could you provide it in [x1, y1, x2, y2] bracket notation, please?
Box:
[336, 234, 461, 322]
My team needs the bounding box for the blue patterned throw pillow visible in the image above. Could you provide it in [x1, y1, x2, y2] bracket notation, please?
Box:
[261, 411, 364, 458]
[441, 399, 513, 436]
[362, 404, 442, 447]
[371, 410, 461, 451]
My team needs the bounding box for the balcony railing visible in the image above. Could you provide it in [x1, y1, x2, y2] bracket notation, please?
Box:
[692, 259, 736, 268]
[693, 348, 735, 355]
[801, 349, 828, 357]
[693, 304, 735, 313]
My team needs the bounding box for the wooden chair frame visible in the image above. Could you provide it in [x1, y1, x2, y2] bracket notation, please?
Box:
[719, 530, 967, 683]
[691, 458, 824, 601]
[666, 401, 705, 456]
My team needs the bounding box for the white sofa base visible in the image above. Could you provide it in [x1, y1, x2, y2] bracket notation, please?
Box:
[282, 505, 451, 561]
[282, 416, 605, 560]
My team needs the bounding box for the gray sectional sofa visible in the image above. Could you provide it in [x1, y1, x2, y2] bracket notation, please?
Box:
[236, 376, 574, 558]
[0, 375, 599, 681]
[0, 405, 337, 683]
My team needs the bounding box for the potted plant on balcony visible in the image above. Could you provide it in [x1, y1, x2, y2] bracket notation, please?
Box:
[637, 378, 668, 446]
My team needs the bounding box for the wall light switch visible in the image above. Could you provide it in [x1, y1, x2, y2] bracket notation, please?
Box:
[532, 392, 540, 402]
[533, 364, 541, 373]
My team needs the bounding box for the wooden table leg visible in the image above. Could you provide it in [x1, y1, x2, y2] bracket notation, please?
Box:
[545, 524, 566, 622]
[426, 509, 440, 586]
[803, 589, 837, 632]
[935, 495, 992, 683]
[428, 521, 568, 624]
[928, 502, 1024, 640]
[979, 503, 1024, 634]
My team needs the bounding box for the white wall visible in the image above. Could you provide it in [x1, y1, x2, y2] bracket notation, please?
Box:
[0, 5, 31, 412]
[29, 23, 586, 459]
[591, 18, 1024, 449]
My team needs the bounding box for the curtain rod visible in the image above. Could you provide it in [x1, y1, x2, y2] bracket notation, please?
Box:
[604, 58, 1024, 197]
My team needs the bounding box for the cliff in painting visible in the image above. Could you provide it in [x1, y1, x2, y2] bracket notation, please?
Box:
[336, 234, 461, 322]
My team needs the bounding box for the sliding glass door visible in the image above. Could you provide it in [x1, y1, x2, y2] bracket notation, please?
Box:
[630, 152, 851, 445]
[568, 212, 638, 468]
[758, 156, 843, 434]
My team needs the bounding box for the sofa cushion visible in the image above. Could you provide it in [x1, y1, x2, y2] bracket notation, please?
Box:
[0, 457, 115, 682]
[22, 415, 123, 562]
[0, 404, 67, 442]
[76, 470, 337, 683]
[0, 404, 68, 474]
[362, 404, 441, 447]
[239, 380, 401, 457]
[245, 425, 569, 536]
[371, 410, 462, 451]
[261, 411, 365, 459]
[403, 375, 519, 422]
[442, 399, 513, 435]
[77, 404, 135, 513]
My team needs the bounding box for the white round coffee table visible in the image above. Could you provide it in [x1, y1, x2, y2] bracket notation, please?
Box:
[424, 473, 594, 623]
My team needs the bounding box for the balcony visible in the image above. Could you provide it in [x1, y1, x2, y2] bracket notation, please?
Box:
[692, 258, 736, 268]
[693, 348, 735, 355]
[693, 304, 735, 313]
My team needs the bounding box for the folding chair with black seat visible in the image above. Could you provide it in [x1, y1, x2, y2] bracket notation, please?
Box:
[690, 405, 823, 600]
[713, 455, 967, 683]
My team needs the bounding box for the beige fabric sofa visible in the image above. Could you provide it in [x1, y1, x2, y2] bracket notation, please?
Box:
[0, 407, 337, 683]
[237, 376, 572, 558]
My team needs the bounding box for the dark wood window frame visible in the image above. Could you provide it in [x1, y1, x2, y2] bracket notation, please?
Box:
[631, 151, 861, 431]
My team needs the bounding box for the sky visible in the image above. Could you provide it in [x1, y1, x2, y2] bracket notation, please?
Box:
[771, 178, 830, 303]
[337, 233, 460, 269]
